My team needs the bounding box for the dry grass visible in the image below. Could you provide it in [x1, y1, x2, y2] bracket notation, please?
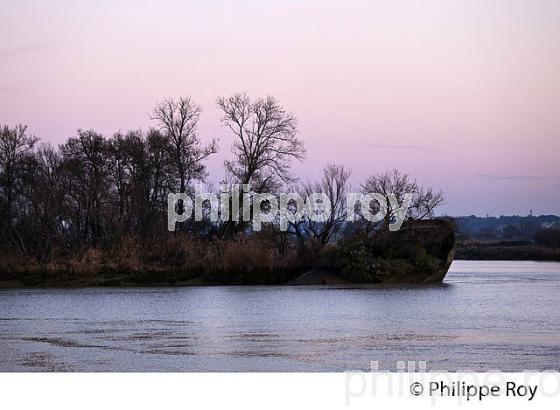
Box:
[0, 233, 307, 286]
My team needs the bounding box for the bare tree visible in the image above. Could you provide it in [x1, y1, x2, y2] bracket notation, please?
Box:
[217, 93, 305, 192]
[22, 144, 66, 255]
[360, 169, 445, 231]
[60, 130, 111, 245]
[151, 97, 217, 195]
[145, 128, 175, 228]
[0, 124, 38, 235]
[299, 164, 352, 246]
[107, 129, 177, 236]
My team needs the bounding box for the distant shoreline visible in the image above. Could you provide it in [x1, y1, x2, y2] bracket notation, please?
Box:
[455, 241, 560, 262]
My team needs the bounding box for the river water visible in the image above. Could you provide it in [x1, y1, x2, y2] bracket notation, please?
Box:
[1, 261, 559, 371]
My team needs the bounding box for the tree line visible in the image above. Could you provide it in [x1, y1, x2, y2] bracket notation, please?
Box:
[0, 93, 444, 260]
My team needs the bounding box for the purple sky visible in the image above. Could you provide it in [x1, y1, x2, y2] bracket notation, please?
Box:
[1, 0, 560, 216]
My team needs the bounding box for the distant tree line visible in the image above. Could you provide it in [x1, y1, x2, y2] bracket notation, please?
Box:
[454, 215, 560, 245]
[0, 94, 444, 262]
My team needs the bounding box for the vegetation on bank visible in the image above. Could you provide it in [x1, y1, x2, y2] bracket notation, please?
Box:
[455, 240, 560, 262]
[1, 93, 448, 287]
[0, 234, 309, 287]
[0, 219, 455, 288]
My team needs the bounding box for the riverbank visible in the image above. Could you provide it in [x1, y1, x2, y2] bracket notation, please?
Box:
[0, 235, 309, 289]
[455, 241, 560, 261]
[0, 220, 456, 288]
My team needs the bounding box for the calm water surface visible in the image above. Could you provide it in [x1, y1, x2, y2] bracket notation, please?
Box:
[1, 261, 559, 371]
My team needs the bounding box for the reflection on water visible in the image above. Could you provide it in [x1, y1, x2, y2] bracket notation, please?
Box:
[1, 261, 560, 371]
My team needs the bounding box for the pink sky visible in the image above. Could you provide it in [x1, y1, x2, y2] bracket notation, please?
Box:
[1, 0, 560, 215]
